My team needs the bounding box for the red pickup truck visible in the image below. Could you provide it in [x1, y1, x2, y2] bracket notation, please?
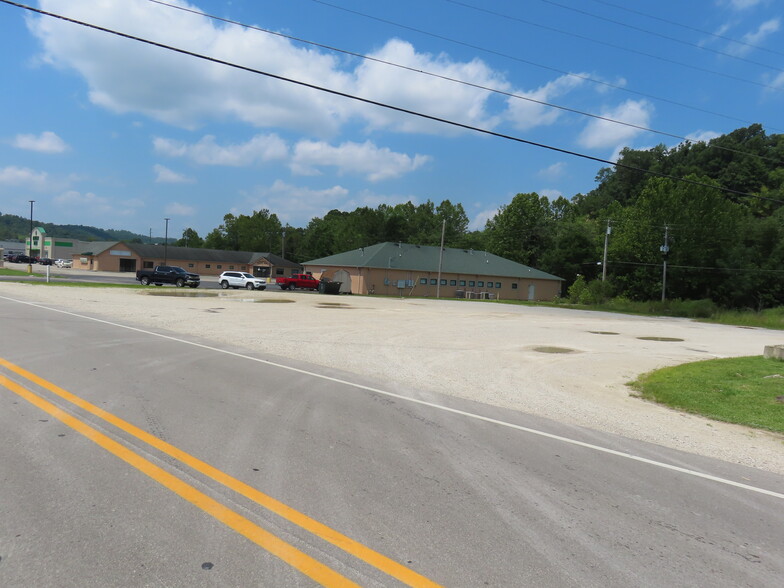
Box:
[277, 273, 319, 290]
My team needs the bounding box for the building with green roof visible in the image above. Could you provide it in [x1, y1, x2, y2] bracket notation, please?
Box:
[303, 242, 563, 300]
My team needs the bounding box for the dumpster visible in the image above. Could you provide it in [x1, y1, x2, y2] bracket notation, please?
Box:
[318, 279, 342, 294]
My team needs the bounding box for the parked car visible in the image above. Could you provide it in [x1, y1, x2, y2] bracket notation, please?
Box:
[218, 271, 267, 290]
[10, 254, 32, 264]
[38, 258, 53, 265]
[54, 259, 73, 268]
[136, 266, 200, 288]
[277, 273, 320, 290]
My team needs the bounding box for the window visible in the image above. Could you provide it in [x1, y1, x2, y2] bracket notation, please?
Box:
[205, 264, 211, 269]
[469, 281, 475, 287]
[143, 261, 153, 269]
[487, 282, 493, 288]
[229, 265, 235, 270]
[496, 282, 501, 288]
[459, 280, 466, 286]
[440, 279, 447, 285]
[420, 278, 427, 285]
[217, 265, 222, 269]
[276, 268, 285, 275]
[188, 263, 194, 268]
[449, 280, 457, 286]
[512, 283, 518, 289]
[478, 281, 484, 287]
[430, 278, 437, 285]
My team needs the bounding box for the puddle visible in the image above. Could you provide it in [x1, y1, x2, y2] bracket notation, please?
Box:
[144, 290, 221, 298]
[142, 290, 294, 303]
[316, 302, 352, 308]
[242, 298, 295, 303]
[532, 346, 578, 354]
[588, 331, 619, 335]
[637, 336, 684, 342]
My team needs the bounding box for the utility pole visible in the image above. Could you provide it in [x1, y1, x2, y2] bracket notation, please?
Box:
[660, 224, 670, 302]
[28, 200, 35, 273]
[436, 219, 446, 299]
[164, 218, 170, 265]
[602, 220, 611, 282]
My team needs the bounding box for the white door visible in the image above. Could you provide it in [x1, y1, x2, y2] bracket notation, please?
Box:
[527, 284, 535, 301]
[334, 269, 352, 293]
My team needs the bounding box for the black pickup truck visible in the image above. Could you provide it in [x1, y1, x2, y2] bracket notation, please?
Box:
[136, 265, 200, 288]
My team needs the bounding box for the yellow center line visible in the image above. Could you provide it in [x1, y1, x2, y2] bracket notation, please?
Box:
[0, 357, 442, 588]
[0, 373, 358, 587]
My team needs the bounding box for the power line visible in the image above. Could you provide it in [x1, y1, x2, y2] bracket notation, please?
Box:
[147, 0, 779, 164]
[608, 260, 784, 275]
[2, 0, 782, 207]
[305, 0, 781, 132]
[527, 0, 784, 72]
[585, 0, 784, 59]
[433, 0, 781, 89]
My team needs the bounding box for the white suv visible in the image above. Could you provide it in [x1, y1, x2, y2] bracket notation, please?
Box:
[54, 259, 73, 268]
[218, 271, 267, 290]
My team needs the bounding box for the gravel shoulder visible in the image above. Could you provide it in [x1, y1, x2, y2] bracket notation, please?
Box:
[2, 281, 783, 475]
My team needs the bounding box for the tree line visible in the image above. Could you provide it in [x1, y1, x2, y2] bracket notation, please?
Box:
[179, 125, 784, 309]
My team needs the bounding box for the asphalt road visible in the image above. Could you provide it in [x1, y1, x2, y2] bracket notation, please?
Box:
[0, 263, 269, 289]
[1, 294, 783, 587]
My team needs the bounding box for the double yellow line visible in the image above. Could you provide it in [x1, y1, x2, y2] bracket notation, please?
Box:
[0, 357, 442, 587]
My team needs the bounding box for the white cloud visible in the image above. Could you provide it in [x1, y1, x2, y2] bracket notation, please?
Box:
[153, 134, 288, 166]
[505, 74, 586, 131]
[721, 0, 766, 10]
[12, 131, 69, 153]
[52, 190, 142, 220]
[539, 188, 563, 200]
[0, 166, 51, 190]
[165, 202, 196, 216]
[765, 71, 784, 90]
[32, 0, 351, 134]
[290, 140, 431, 181]
[685, 130, 721, 143]
[744, 18, 780, 43]
[29, 3, 546, 138]
[469, 207, 498, 231]
[577, 100, 653, 150]
[352, 38, 508, 134]
[248, 180, 350, 225]
[537, 162, 566, 180]
[53, 189, 112, 211]
[153, 164, 194, 184]
[121, 197, 146, 209]
[726, 18, 780, 56]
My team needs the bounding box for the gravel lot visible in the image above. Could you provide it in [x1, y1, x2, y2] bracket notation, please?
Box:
[1, 278, 783, 474]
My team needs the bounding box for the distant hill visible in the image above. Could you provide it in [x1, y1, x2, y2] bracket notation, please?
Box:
[0, 213, 152, 243]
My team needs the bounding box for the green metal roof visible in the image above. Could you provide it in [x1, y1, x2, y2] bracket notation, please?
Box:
[304, 242, 563, 281]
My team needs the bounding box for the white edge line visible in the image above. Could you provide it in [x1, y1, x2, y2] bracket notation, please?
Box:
[2, 293, 783, 501]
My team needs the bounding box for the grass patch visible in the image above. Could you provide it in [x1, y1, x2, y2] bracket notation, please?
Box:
[630, 356, 784, 433]
[701, 307, 784, 331]
[0, 268, 41, 276]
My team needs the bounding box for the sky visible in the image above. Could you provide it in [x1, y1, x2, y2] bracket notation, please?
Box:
[1, 0, 783, 240]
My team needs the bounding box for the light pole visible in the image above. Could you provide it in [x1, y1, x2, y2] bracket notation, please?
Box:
[164, 218, 170, 265]
[28, 200, 35, 273]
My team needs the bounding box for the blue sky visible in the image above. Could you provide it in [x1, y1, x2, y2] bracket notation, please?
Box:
[1, 0, 782, 239]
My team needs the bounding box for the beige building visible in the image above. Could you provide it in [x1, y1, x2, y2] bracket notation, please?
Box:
[303, 242, 563, 300]
[66, 241, 299, 278]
